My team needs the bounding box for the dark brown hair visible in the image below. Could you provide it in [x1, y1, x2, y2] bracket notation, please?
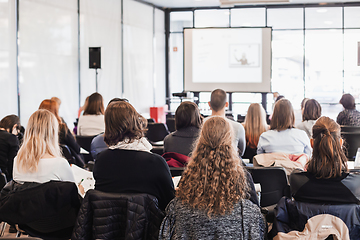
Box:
[176, 116, 248, 217]
[302, 99, 322, 121]
[306, 116, 348, 179]
[270, 98, 295, 131]
[0, 115, 20, 133]
[175, 102, 203, 130]
[210, 89, 227, 112]
[301, 98, 309, 110]
[84, 92, 105, 115]
[104, 101, 147, 146]
[340, 94, 356, 110]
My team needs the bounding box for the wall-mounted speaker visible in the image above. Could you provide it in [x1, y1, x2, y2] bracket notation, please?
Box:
[89, 47, 101, 69]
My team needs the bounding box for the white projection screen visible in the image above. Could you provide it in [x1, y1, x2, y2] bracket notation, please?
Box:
[184, 27, 272, 92]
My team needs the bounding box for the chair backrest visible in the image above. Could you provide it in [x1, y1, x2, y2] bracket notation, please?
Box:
[245, 166, 290, 207]
[0, 173, 7, 190]
[75, 135, 96, 152]
[146, 123, 170, 143]
[169, 167, 186, 177]
[341, 132, 360, 160]
[72, 190, 164, 240]
[341, 125, 360, 133]
[270, 197, 360, 239]
[60, 144, 75, 163]
[166, 118, 176, 132]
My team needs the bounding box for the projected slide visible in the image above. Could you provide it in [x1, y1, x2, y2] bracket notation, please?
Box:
[230, 44, 260, 67]
[184, 28, 272, 93]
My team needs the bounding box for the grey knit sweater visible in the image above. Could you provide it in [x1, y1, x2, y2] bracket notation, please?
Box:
[159, 198, 265, 240]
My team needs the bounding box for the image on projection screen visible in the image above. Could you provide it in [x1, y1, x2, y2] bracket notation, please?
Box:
[191, 28, 263, 84]
[229, 44, 260, 67]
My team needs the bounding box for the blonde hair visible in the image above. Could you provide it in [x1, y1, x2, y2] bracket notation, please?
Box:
[16, 109, 61, 173]
[244, 103, 268, 148]
[176, 116, 249, 217]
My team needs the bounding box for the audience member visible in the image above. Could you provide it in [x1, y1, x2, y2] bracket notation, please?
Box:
[51, 96, 66, 124]
[290, 116, 360, 204]
[164, 101, 203, 156]
[242, 103, 268, 161]
[336, 93, 360, 126]
[0, 115, 20, 180]
[90, 98, 129, 159]
[294, 98, 309, 126]
[208, 89, 246, 156]
[159, 116, 265, 239]
[77, 96, 89, 118]
[296, 99, 322, 138]
[77, 92, 105, 136]
[93, 101, 174, 211]
[39, 99, 83, 165]
[257, 98, 312, 156]
[13, 109, 76, 183]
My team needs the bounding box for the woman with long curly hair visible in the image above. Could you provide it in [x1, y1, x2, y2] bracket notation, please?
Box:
[159, 116, 265, 239]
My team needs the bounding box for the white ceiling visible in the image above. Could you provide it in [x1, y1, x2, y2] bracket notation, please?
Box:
[140, 0, 359, 8]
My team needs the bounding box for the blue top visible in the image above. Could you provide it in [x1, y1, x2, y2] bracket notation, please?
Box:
[90, 134, 108, 159]
[257, 128, 312, 156]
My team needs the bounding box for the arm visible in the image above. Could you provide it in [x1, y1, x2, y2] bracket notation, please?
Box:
[245, 171, 260, 207]
[64, 128, 81, 154]
[256, 135, 265, 155]
[155, 155, 175, 211]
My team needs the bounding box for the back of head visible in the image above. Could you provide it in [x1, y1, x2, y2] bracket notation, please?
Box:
[306, 116, 347, 178]
[39, 99, 63, 124]
[244, 103, 267, 148]
[175, 101, 203, 130]
[270, 98, 295, 131]
[104, 101, 147, 146]
[0, 114, 20, 133]
[107, 98, 129, 106]
[302, 99, 322, 121]
[176, 116, 248, 216]
[84, 92, 104, 115]
[210, 89, 227, 112]
[50, 96, 61, 106]
[17, 109, 61, 173]
[340, 93, 355, 110]
[301, 98, 309, 110]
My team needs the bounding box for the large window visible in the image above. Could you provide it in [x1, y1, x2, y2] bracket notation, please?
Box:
[169, 4, 360, 120]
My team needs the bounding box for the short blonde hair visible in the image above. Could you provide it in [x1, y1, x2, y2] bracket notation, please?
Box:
[16, 109, 61, 173]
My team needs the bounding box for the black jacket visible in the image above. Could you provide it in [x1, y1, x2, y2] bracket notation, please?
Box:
[0, 180, 81, 233]
[71, 189, 165, 240]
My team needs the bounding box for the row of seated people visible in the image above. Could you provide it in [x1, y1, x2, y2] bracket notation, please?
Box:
[1, 99, 359, 239]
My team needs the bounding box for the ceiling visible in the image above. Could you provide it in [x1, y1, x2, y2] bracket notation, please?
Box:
[140, 0, 359, 8]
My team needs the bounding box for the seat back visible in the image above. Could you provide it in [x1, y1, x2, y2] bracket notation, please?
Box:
[72, 190, 164, 240]
[166, 118, 176, 132]
[341, 132, 360, 160]
[75, 135, 96, 152]
[341, 125, 360, 133]
[146, 123, 170, 143]
[169, 167, 186, 177]
[0, 173, 7, 190]
[245, 166, 290, 207]
[60, 144, 75, 163]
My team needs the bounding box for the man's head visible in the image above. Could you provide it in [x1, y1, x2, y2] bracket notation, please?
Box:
[209, 89, 228, 112]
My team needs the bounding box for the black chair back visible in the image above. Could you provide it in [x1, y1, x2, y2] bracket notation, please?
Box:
[166, 118, 176, 133]
[60, 145, 75, 163]
[169, 167, 185, 177]
[75, 135, 96, 152]
[341, 125, 360, 133]
[0, 173, 7, 190]
[341, 132, 360, 160]
[146, 123, 170, 143]
[246, 166, 290, 207]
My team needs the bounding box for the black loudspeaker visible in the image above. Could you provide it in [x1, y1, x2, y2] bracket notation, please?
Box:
[89, 47, 101, 69]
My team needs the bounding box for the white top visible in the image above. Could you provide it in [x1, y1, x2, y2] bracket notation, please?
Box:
[257, 128, 312, 156]
[77, 114, 105, 136]
[13, 156, 75, 184]
[296, 120, 317, 139]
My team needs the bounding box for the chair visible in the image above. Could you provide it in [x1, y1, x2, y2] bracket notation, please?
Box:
[245, 166, 290, 222]
[166, 118, 176, 132]
[0, 181, 81, 239]
[341, 132, 360, 160]
[72, 189, 164, 240]
[60, 144, 75, 163]
[270, 197, 360, 239]
[146, 123, 170, 144]
[169, 167, 185, 177]
[76, 135, 97, 163]
[341, 125, 360, 133]
[0, 173, 7, 237]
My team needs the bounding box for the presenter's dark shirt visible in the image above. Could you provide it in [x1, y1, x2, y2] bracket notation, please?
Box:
[93, 149, 175, 210]
[290, 169, 360, 204]
[0, 130, 19, 180]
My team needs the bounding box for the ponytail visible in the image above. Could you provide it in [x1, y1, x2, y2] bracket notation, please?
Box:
[306, 116, 347, 178]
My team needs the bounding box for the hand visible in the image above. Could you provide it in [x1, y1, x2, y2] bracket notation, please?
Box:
[78, 184, 85, 195]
